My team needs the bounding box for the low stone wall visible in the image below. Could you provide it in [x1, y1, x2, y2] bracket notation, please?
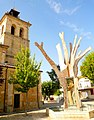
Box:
[46, 108, 94, 120]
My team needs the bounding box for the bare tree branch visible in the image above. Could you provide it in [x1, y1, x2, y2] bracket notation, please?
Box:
[35, 42, 60, 75]
[69, 43, 72, 64]
[73, 37, 82, 57]
[59, 32, 69, 65]
[72, 35, 77, 54]
[75, 47, 91, 61]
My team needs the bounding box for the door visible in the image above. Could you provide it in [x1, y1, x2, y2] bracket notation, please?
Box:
[14, 94, 20, 108]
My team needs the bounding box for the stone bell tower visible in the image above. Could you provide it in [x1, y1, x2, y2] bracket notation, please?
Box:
[0, 8, 31, 65]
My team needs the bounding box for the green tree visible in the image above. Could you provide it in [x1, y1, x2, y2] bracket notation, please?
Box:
[42, 81, 53, 99]
[47, 65, 60, 93]
[9, 47, 41, 114]
[80, 51, 94, 83]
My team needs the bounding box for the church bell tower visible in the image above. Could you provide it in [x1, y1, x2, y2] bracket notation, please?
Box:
[0, 8, 31, 65]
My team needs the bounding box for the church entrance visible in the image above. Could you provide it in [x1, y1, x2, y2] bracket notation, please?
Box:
[14, 94, 20, 108]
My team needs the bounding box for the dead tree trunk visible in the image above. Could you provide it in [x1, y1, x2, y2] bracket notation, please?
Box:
[59, 32, 91, 109]
[35, 32, 91, 109]
[35, 42, 68, 109]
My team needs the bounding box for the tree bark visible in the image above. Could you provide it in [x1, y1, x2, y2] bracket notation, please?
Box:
[25, 92, 28, 115]
[74, 77, 81, 109]
[59, 32, 69, 65]
[35, 42, 69, 109]
[59, 71, 68, 108]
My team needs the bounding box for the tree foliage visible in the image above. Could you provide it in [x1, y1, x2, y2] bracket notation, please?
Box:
[80, 51, 94, 83]
[42, 81, 53, 99]
[9, 47, 41, 92]
[54, 89, 62, 96]
[47, 65, 60, 93]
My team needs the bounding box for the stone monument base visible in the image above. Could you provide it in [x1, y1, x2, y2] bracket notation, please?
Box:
[46, 106, 94, 120]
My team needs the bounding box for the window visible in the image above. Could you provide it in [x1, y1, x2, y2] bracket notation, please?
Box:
[1, 25, 4, 35]
[11, 25, 15, 35]
[19, 28, 24, 38]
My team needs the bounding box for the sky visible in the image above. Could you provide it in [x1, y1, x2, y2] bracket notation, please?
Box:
[0, 0, 94, 82]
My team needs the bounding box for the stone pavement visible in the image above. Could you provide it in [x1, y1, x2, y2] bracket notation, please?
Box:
[0, 109, 50, 120]
[0, 108, 94, 120]
[0, 98, 94, 120]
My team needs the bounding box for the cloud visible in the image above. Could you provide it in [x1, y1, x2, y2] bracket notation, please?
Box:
[63, 6, 81, 15]
[46, 0, 80, 15]
[60, 21, 83, 32]
[82, 32, 92, 40]
[60, 20, 93, 40]
[46, 0, 62, 14]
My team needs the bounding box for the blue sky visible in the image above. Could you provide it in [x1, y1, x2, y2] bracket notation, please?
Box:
[0, 0, 94, 81]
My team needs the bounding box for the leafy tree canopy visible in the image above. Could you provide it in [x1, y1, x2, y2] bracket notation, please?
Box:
[80, 51, 94, 83]
[9, 47, 41, 93]
[42, 80, 53, 98]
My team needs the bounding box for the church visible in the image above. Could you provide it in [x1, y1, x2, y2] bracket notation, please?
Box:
[0, 8, 42, 113]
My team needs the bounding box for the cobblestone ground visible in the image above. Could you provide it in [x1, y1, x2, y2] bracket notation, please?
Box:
[0, 109, 50, 120]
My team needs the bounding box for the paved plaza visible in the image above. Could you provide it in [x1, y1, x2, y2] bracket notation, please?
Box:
[0, 109, 50, 120]
[0, 99, 94, 120]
